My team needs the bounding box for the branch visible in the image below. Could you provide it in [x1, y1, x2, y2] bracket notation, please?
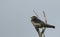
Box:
[33, 10, 41, 37]
[42, 10, 47, 37]
[33, 10, 39, 18]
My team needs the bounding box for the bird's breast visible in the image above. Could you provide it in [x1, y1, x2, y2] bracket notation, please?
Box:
[32, 21, 41, 26]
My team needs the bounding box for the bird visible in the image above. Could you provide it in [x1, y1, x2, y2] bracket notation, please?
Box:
[31, 16, 55, 28]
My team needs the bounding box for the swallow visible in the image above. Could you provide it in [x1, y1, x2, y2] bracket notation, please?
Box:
[31, 16, 55, 28]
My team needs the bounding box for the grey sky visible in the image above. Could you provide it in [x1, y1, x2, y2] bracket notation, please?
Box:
[0, 0, 60, 37]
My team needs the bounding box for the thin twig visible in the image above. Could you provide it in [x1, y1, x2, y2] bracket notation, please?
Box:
[42, 10, 47, 37]
[33, 10, 41, 37]
[33, 10, 39, 18]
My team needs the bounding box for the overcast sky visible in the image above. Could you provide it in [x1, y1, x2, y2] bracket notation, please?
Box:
[0, 0, 60, 37]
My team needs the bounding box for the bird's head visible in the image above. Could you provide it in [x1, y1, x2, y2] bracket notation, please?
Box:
[31, 16, 37, 20]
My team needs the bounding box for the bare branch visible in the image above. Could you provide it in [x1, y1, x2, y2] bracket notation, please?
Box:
[43, 10, 47, 23]
[33, 10, 39, 18]
[42, 10, 47, 37]
[33, 10, 41, 37]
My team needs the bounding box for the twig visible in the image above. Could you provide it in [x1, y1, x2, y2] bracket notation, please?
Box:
[33, 10, 42, 37]
[33, 10, 40, 18]
[42, 10, 47, 37]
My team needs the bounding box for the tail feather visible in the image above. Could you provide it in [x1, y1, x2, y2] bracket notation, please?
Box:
[43, 24, 55, 28]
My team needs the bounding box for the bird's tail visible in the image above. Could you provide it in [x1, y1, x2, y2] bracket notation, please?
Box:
[43, 24, 55, 28]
